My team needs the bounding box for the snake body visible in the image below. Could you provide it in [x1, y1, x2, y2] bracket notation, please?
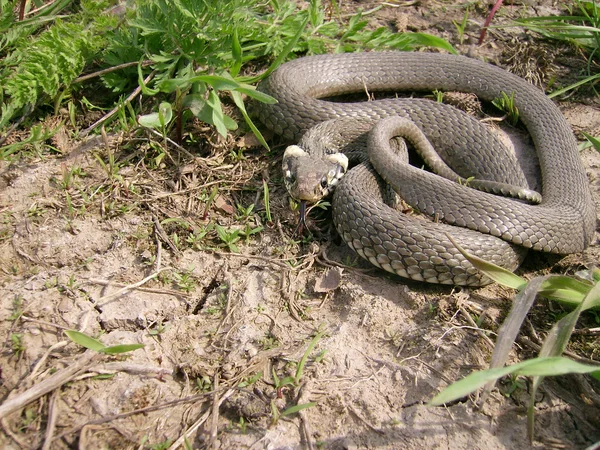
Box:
[256, 52, 596, 286]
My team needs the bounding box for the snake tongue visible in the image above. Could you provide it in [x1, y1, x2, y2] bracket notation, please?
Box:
[294, 200, 308, 236]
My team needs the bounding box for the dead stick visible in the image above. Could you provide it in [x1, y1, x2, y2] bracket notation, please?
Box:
[41, 390, 60, 450]
[0, 350, 97, 418]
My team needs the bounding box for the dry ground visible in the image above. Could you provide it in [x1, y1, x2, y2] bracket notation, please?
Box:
[1, 1, 600, 449]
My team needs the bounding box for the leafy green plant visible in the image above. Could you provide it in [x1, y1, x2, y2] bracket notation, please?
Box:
[8, 296, 24, 321]
[27, 202, 47, 218]
[582, 132, 600, 151]
[171, 269, 197, 293]
[55, 164, 87, 191]
[195, 375, 212, 393]
[235, 203, 256, 222]
[270, 400, 316, 426]
[432, 89, 445, 103]
[147, 321, 169, 336]
[186, 224, 214, 249]
[453, 7, 470, 45]
[268, 331, 323, 425]
[492, 91, 520, 126]
[0, 123, 59, 159]
[271, 330, 324, 389]
[237, 371, 263, 388]
[65, 329, 144, 354]
[1, 0, 456, 154]
[215, 224, 242, 252]
[429, 236, 600, 443]
[10, 333, 25, 356]
[240, 224, 264, 242]
[0, 0, 113, 129]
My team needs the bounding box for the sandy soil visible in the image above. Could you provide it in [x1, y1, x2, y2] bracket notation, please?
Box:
[1, 1, 600, 449]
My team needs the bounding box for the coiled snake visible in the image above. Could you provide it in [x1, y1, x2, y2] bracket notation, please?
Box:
[256, 52, 595, 286]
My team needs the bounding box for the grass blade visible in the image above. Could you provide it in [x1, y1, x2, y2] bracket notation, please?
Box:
[528, 279, 600, 441]
[102, 344, 145, 354]
[483, 276, 548, 396]
[537, 275, 593, 305]
[429, 357, 600, 406]
[548, 73, 600, 98]
[65, 330, 107, 352]
[445, 234, 527, 289]
[230, 90, 270, 150]
[295, 331, 324, 384]
[230, 28, 242, 77]
[447, 233, 594, 305]
[280, 402, 317, 417]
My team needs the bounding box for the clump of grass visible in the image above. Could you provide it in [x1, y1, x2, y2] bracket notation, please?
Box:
[492, 91, 520, 126]
[269, 330, 324, 425]
[429, 236, 600, 444]
[510, 1, 600, 96]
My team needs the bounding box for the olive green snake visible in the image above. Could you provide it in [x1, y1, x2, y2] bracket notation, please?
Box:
[256, 52, 595, 286]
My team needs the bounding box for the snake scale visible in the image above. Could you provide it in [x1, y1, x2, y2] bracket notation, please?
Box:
[256, 52, 596, 286]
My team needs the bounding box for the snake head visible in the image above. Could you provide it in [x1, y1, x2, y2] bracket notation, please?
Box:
[282, 145, 348, 203]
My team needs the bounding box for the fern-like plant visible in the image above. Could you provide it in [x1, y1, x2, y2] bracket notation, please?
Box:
[0, 0, 115, 129]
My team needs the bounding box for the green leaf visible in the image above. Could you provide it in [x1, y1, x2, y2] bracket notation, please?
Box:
[183, 93, 207, 117]
[280, 402, 317, 417]
[231, 28, 242, 77]
[186, 91, 237, 136]
[230, 90, 270, 150]
[138, 112, 162, 129]
[548, 73, 600, 98]
[187, 74, 241, 91]
[65, 330, 107, 352]
[537, 275, 593, 305]
[583, 132, 600, 152]
[481, 276, 547, 400]
[429, 357, 600, 406]
[409, 32, 458, 54]
[208, 90, 237, 136]
[101, 343, 145, 354]
[445, 234, 527, 289]
[277, 376, 296, 388]
[528, 277, 600, 437]
[159, 77, 192, 93]
[235, 85, 278, 104]
[158, 102, 173, 127]
[241, 15, 310, 83]
[447, 234, 595, 305]
[64, 330, 144, 354]
[295, 331, 324, 384]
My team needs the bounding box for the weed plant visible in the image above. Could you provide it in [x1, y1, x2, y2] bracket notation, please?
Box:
[511, 0, 600, 97]
[0, 0, 453, 154]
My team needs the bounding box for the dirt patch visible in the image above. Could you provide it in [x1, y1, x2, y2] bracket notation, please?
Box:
[1, 1, 600, 449]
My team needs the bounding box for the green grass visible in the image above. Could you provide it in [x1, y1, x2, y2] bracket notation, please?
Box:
[0, 0, 454, 157]
[430, 236, 600, 444]
[510, 0, 600, 96]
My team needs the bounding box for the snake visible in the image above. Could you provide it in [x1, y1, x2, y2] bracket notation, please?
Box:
[256, 52, 596, 286]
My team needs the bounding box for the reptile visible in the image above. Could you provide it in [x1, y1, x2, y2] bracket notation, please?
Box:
[256, 52, 595, 286]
